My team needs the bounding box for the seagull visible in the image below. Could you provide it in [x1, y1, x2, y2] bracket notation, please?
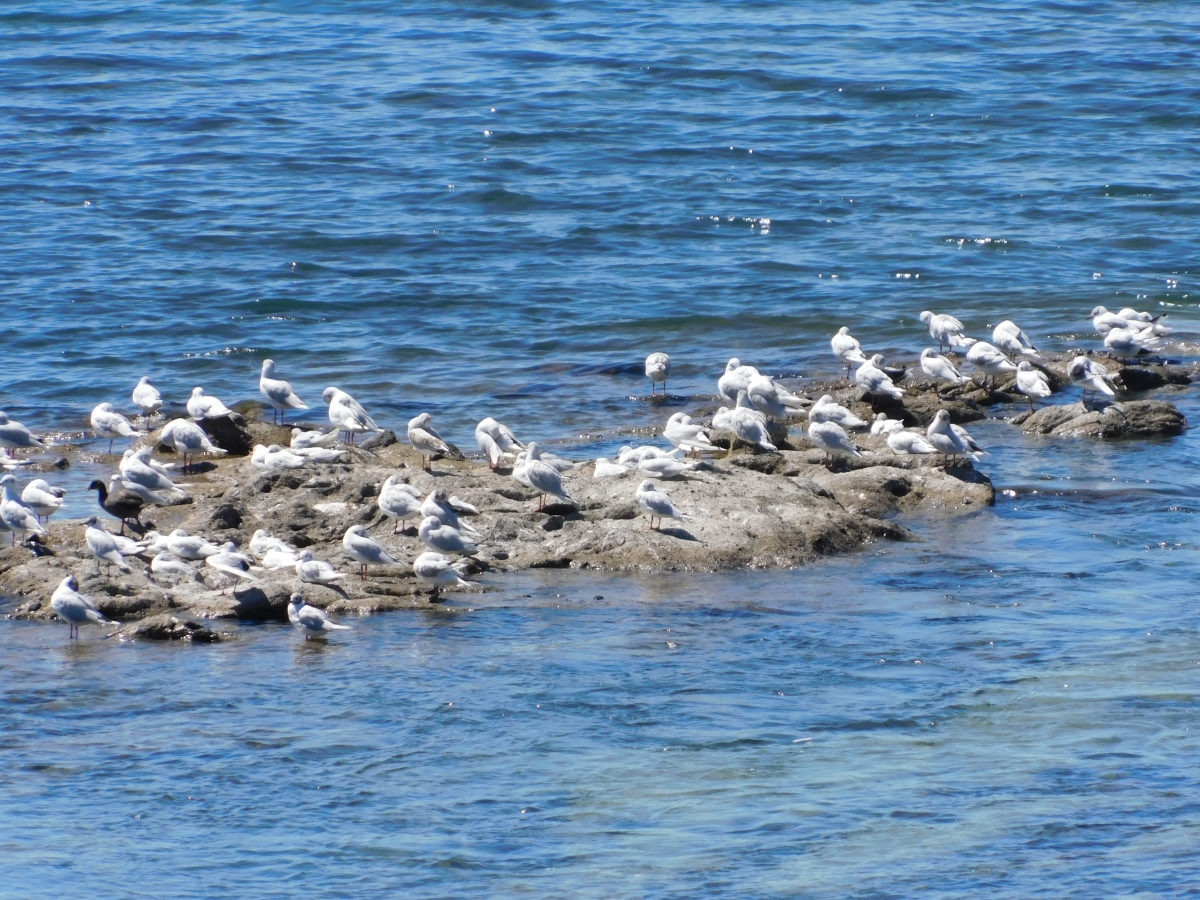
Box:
[527, 443, 576, 473]
[249, 529, 295, 559]
[111, 474, 172, 507]
[342, 525, 398, 577]
[594, 457, 629, 478]
[421, 489, 481, 538]
[1105, 324, 1158, 363]
[84, 516, 132, 574]
[51, 575, 117, 639]
[322, 387, 380, 443]
[520, 442, 575, 509]
[288, 592, 350, 639]
[131, 377, 164, 419]
[952, 422, 987, 457]
[1067, 355, 1118, 405]
[992, 320, 1040, 360]
[808, 395, 868, 430]
[120, 448, 188, 496]
[645, 352, 670, 394]
[717, 358, 760, 404]
[251, 443, 308, 470]
[1015, 361, 1052, 409]
[408, 413, 453, 471]
[855, 355, 904, 399]
[0, 411, 44, 453]
[746, 374, 808, 419]
[919, 348, 968, 388]
[807, 420, 861, 464]
[1117, 307, 1172, 336]
[90, 403, 145, 453]
[721, 392, 777, 452]
[0, 475, 44, 546]
[260, 547, 301, 570]
[926, 410, 980, 460]
[830, 326, 869, 378]
[259, 359, 309, 424]
[21, 479, 64, 524]
[870, 413, 904, 436]
[413, 551, 472, 601]
[635, 479, 692, 531]
[664, 413, 717, 456]
[150, 552, 199, 582]
[618, 445, 678, 466]
[1088, 306, 1134, 337]
[378, 476, 424, 533]
[475, 417, 524, 469]
[920, 311, 975, 353]
[887, 430, 939, 456]
[205, 543, 259, 589]
[160, 418, 227, 472]
[637, 457, 694, 479]
[88, 479, 145, 534]
[291, 427, 340, 450]
[418, 516, 477, 556]
[290, 445, 348, 464]
[965, 341, 1018, 389]
[166, 529, 222, 560]
[187, 387, 236, 420]
[295, 550, 348, 585]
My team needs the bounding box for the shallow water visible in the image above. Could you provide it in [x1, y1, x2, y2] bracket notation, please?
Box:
[3, 1, 1200, 896]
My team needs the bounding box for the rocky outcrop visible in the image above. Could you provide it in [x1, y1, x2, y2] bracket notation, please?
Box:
[1014, 400, 1187, 438]
[114, 613, 225, 642]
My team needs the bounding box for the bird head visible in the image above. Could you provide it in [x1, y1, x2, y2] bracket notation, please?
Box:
[321, 387, 338, 402]
[919, 311, 933, 324]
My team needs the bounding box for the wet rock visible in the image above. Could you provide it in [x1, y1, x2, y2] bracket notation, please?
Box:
[1116, 364, 1191, 392]
[116, 614, 223, 642]
[1016, 400, 1187, 438]
[810, 464, 994, 517]
[900, 392, 987, 426]
[360, 429, 398, 450]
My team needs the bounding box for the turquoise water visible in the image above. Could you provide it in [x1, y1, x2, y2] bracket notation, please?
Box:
[3, 1, 1200, 895]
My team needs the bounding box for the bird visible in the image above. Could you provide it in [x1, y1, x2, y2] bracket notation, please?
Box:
[952, 422, 987, 457]
[807, 420, 861, 464]
[721, 392, 777, 452]
[421, 489, 481, 538]
[746, 374, 808, 419]
[808, 395, 867, 430]
[111, 474, 172, 507]
[205, 543, 258, 589]
[870, 413, 904, 437]
[965, 341, 1018, 389]
[1088, 305, 1134, 336]
[635, 479, 692, 531]
[0, 411, 44, 453]
[637, 457, 694, 479]
[259, 359, 309, 424]
[295, 550, 348, 585]
[992, 320, 1040, 360]
[0, 475, 44, 546]
[1015, 361, 1052, 409]
[1116, 307, 1171, 336]
[150, 552, 199, 583]
[663, 413, 717, 456]
[84, 516, 132, 574]
[919, 348, 968, 388]
[475, 417, 524, 470]
[260, 547, 301, 570]
[251, 444, 308, 470]
[919, 311, 975, 353]
[249, 529, 295, 559]
[90, 403, 144, 453]
[187, 387, 236, 421]
[830, 326, 869, 378]
[288, 592, 350, 639]
[854, 355, 904, 399]
[322, 387, 380, 443]
[1104, 324, 1158, 363]
[165, 529, 222, 560]
[159, 418, 227, 472]
[717, 358, 760, 404]
[413, 551, 472, 601]
[408, 413, 454, 471]
[290, 445, 348, 464]
[419, 516, 477, 556]
[617, 445, 677, 466]
[21, 479, 64, 524]
[645, 352, 670, 394]
[88, 479, 145, 534]
[887, 430, 939, 456]
[593, 457, 629, 478]
[131, 376, 164, 419]
[378, 476, 424, 533]
[120, 447, 188, 496]
[1067, 355, 1118, 405]
[51, 575, 117, 639]
[290, 427, 340, 450]
[926, 410, 980, 461]
[519, 442, 575, 509]
[342, 525, 398, 578]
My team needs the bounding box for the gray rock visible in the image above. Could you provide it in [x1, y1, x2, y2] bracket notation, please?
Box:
[1017, 400, 1187, 438]
[115, 614, 223, 643]
[359, 429, 398, 450]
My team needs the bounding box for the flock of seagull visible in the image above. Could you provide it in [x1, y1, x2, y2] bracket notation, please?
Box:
[0, 304, 1173, 640]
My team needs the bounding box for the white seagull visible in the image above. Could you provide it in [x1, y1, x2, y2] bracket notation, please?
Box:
[322, 387, 380, 443]
[1104, 325, 1158, 362]
[808, 395, 867, 430]
[205, 543, 259, 588]
[418, 516, 477, 556]
[85, 517, 132, 574]
[664, 413, 717, 456]
[475, 417, 524, 469]
[421, 489, 481, 538]
[0, 411, 44, 452]
[637, 457, 694, 479]
[721, 392, 777, 452]
[831, 326, 869, 377]
[870, 413, 904, 437]
[926, 410, 981, 460]
[717, 358, 760, 404]
[166, 528, 222, 560]
[887, 430, 938, 456]
[919, 348, 967, 388]
[1015, 361, 1052, 409]
[51, 575, 117, 639]
[519, 442, 575, 509]
[635, 479, 692, 531]
[378, 476, 424, 533]
[0, 474, 44, 546]
[187, 387, 236, 420]
[160, 418, 227, 472]
[1067, 355, 1118, 404]
[807, 420, 861, 464]
[920, 311, 976, 353]
[291, 427, 340, 450]
[342, 524, 398, 577]
[91, 402, 145, 453]
[992, 320, 1040, 360]
[259, 359, 309, 424]
[288, 592, 351, 639]
[855, 355, 904, 399]
[645, 352, 670, 394]
[21, 479, 65, 523]
[131, 377, 164, 419]
[413, 551, 472, 601]
[151, 552, 199, 582]
[965, 341, 1018, 388]
[594, 457, 629, 478]
[746, 374, 808, 419]
[252, 443, 308, 470]
[295, 550, 348, 585]
[408, 413, 454, 471]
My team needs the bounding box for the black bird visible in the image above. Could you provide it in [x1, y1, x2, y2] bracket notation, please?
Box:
[88, 479, 145, 535]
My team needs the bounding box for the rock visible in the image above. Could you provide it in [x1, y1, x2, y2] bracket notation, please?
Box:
[1116, 365, 1191, 392]
[810, 464, 994, 517]
[900, 392, 986, 427]
[115, 614, 223, 642]
[360, 429, 398, 450]
[1017, 400, 1187, 438]
[542, 515, 564, 532]
[197, 416, 254, 456]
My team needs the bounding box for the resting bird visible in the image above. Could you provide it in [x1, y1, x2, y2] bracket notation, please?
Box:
[854, 355, 904, 399]
[518, 442, 575, 509]
[637, 457, 694, 479]
[1104, 324, 1158, 362]
[1015, 361, 1052, 409]
[187, 387, 236, 421]
[413, 551, 472, 601]
[288, 592, 350, 639]
[378, 476, 424, 533]
[165, 529, 222, 560]
[51, 575, 117, 640]
[722, 392, 777, 452]
[1067, 355, 1118, 405]
[926, 410, 981, 461]
[475, 417, 524, 469]
[992, 320, 1039, 360]
[1088, 305, 1133, 337]
[21, 479, 64, 523]
[259, 359, 309, 424]
[807, 420, 861, 464]
[808, 395, 867, 430]
[408, 413, 454, 471]
[746, 374, 808, 419]
[291, 427, 340, 450]
[160, 418, 227, 472]
[664, 413, 717, 456]
[251, 444, 308, 470]
[887, 430, 938, 456]
[421, 489, 481, 538]
[645, 352, 670, 394]
[0, 475, 46, 547]
[88, 478, 145, 534]
[919, 348, 967, 388]
[91, 403, 144, 453]
[717, 358, 760, 404]
[635, 479, 692, 531]
[0, 411, 44, 452]
[594, 457, 629, 478]
[295, 550, 348, 585]
[322, 387, 380, 443]
[84, 516, 132, 574]
[965, 341, 1017, 389]
[870, 413, 904, 437]
[131, 376, 164, 419]
[418, 516, 477, 556]
[342, 524, 398, 578]
[205, 543, 259, 589]
[830, 327, 868, 377]
[919, 311, 975, 353]
[151, 552, 199, 583]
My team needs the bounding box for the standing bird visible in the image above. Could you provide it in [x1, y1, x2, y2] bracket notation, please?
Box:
[205, 543, 259, 589]
[421, 489, 481, 538]
[132, 376, 164, 419]
[288, 592, 351, 639]
[295, 550, 348, 585]
[1067, 355, 1118, 405]
[519, 442, 576, 509]
[926, 410, 981, 461]
[259, 359, 309, 424]
[855, 355, 904, 399]
[1087, 306, 1133, 337]
[407, 413, 454, 471]
[322, 387, 380, 443]
[919, 348, 968, 389]
[90, 402, 145, 453]
[0, 475, 45, 546]
[413, 551, 472, 602]
[721, 391, 777, 452]
[0, 411, 44, 453]
[717, 358, 760, 404]
[920, 311, 975, 353]
[475, 417, 523, 469]
[165, 529, 222, 560]
[645, 352, 671, 395]
[342, 525, 398, 578]
[378, 476, 424, 533]
[746, 374, 809, 419]
[187, 387, 236, 420]
[21, 479, 65, 524]
[51, 575, 117, 639]
[1015, 361, 1052, 410]
[84, 516, 132, 575]
[159, 418, 227, 472]
[1104, 325, 1158, 363]
[418, 516, 477, 556]
[664, 413, 717, 456]
[807, 420, 861, 465]
[830, 327, 868, 377]
[992, 321, 1040, 360]
[965, 342, 1018, 389]
[88, 479, 145, 534]
[634, 479, 692, 531]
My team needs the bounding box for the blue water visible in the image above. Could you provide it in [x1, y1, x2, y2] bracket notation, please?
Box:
[3, 1, 1200, 895]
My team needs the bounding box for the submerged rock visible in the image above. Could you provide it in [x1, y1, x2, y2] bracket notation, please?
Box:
[115, 614, 223, 643]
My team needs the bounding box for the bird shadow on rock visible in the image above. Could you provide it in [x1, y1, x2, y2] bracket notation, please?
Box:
[655, 526, 701, 542]
[540, 502, 578, 517]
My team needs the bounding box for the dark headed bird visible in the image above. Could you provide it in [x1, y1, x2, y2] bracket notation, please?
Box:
[88, 479, 145, 535]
